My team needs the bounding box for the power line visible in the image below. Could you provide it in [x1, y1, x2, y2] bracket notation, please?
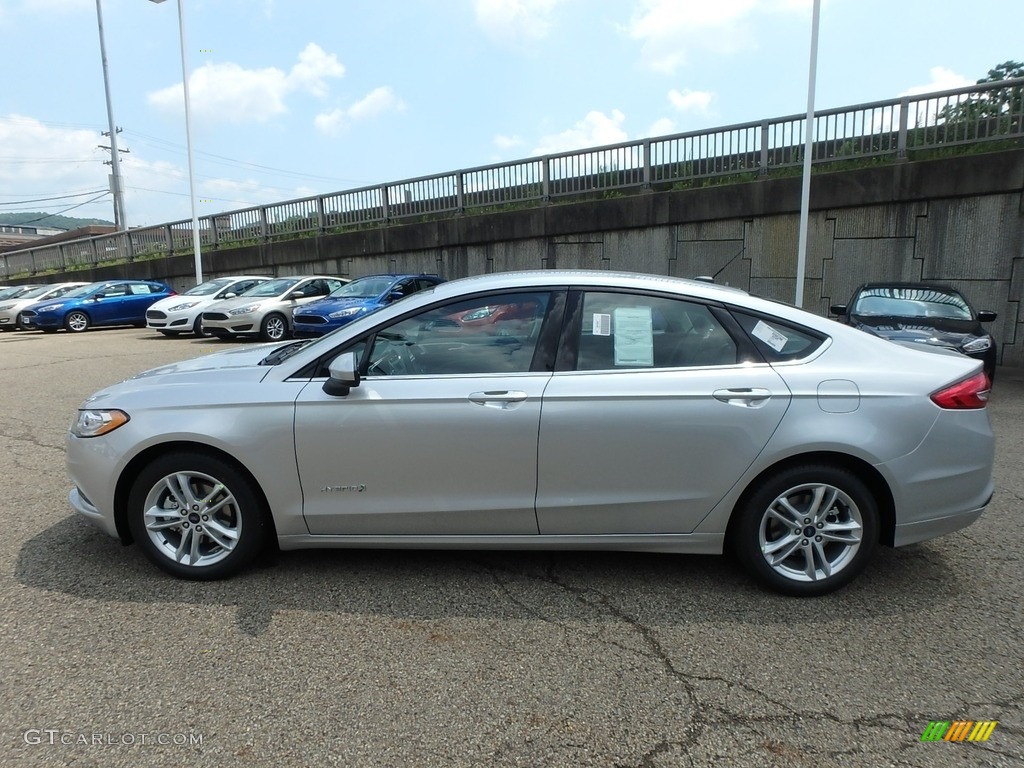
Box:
[13, 193, 111, 223]
[0, 190, 107, 205]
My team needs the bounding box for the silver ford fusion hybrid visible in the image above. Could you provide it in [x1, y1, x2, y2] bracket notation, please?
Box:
[66, 270, 995, 596]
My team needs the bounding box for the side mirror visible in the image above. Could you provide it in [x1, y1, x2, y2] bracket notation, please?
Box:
[323, 351, 360, 396]
[92, 293, 105, 301]
[220, 291, 238, 300]
[829, 304, 847, 316]
[977, 310, 997, 322]
[388, 289, 405, 302]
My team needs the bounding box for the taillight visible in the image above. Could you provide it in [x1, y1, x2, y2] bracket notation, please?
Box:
[930, 372, 990, 409]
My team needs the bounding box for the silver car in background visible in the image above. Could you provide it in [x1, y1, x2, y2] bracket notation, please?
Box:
[0, 282, 88, 330]
[145, 275, 271, 337]
[66, 270, 994, 595]
[201, 275, 348, 342]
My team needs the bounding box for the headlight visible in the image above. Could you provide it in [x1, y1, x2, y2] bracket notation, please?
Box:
[0, 303, 12, 311]
[329, 307, 364, 319]
[962, 336, 992, 353]
[71, 409, 130, 438]
[37, 303, 65, 313]
[167, 301, 200, 312]
[228, 304, 261, 316]
[461, 306, 496, 322]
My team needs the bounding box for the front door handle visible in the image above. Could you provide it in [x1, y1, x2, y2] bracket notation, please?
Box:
[469, 390, 529, 409]
[713, 387, 772, 408]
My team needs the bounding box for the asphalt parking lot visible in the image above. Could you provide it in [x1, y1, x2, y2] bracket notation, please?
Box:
[1, 327, 1021, 768]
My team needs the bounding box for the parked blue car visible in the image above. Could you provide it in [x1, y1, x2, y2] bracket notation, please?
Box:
[20, 279, 175, 333]
[291, 274, 445, 337]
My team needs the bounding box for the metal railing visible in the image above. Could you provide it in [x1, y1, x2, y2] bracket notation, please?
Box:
[3, 78, 1022, 280]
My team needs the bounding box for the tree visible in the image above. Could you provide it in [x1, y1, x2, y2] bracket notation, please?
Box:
[934, 60, 1024, 140]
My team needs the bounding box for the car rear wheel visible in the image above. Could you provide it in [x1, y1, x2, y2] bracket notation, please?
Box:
[260, 312, 288, 342]
[65, 311, 90, 333]
[732, 464, 878, 596]
[127, 452, 269, 580]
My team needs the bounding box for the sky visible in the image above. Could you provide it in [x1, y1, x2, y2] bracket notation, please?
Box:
[1, 0, 1021, 229]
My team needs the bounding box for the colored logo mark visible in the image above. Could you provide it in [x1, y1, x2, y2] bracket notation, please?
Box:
[921, 721, 998, 742]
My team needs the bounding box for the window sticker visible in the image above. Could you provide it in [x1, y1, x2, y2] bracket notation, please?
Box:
[752, 319, 788, 352]
[592, 313, 612, 336]
[613, 307, 654, 366]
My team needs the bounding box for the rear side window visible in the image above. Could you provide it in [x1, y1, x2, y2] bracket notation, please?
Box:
[732, 311, 826, 362]
[573, 291, 738, 370]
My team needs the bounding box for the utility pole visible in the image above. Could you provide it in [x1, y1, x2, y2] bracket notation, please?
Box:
[95, 0, 127, 230]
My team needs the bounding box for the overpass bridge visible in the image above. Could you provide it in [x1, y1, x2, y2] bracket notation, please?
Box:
[3, 80, 1022, 366]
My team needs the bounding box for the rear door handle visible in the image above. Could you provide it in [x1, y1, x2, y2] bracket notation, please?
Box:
[468, 390, 529, 409]
[713, 387, 772, 408]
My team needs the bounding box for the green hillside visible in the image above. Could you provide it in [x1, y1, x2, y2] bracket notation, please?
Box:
[0, 213, 114, 231]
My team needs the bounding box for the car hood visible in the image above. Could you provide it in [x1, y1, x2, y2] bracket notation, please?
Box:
[206, 295, 284, 311]
[851, 315, 985, 349]
[131, 343, 284, 379]
[295, 297, 376, 316]
[149, 294, 218, 310]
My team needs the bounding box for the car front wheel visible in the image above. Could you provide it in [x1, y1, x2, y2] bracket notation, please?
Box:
[732, 464, 878, 596]
[260, 312, 288, 342]
[127, 452, 269, 580]
[65, 311, 90, 333]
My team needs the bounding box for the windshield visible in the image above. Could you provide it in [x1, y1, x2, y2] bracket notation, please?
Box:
[239, 278, 299, 298]
[183, 278, 237, 296]
[0, 285, 41, 299]
[15, 285, 52, 299]
[328, 277, 395, 299]
[57, 282, 104, 299]
[852, 287, 973, 320]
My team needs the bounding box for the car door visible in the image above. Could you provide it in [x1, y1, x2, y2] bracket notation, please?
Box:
[293, 289, 561, 536]
[89, 283, 130, 324]
[535, 289, 792, 535]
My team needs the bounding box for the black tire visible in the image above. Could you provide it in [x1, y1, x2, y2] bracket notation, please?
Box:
[192, 315, 207, 337]
[260, 312, 288, 342]
[64, 311, 90, 333]
[126, 452, 270, 580]
[731, 464, 879, 597]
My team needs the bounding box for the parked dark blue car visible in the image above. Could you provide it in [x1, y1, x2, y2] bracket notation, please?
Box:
[20, 279, 175, 333]
[291, 274, 445, 337]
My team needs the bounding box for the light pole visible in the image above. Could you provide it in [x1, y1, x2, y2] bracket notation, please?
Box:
[150, 0, 203, 284]
[94, 0, 127, 230]
[794, 0, 821, 308]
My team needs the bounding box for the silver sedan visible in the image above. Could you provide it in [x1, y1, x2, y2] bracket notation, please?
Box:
[66, 270, 995, 595]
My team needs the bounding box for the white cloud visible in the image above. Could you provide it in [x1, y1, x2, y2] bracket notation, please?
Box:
[900, 67, 973, 97]
[646, 117, 677, 138]
[668, 88, 714, 114]
[532, 110, 628, 155]
[625, 0, 810, 74]
[314, 87, 405, 136]
[147, 43, 344, 125]
[474, 0, 562, 46]
[0, 115, 106, 192]
[493, 134, 524, 151]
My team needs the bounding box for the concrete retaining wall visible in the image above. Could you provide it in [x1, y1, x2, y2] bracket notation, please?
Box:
[47, 149, 1024, 366]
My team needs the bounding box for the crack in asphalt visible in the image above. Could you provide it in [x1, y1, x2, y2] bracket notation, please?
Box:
[460, 556, 1023, 766]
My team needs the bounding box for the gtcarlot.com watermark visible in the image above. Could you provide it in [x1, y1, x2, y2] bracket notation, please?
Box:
[23, 729, 203, 747]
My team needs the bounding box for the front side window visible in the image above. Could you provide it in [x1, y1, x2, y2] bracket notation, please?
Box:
[364, 292, 551, 376]
[574, 292, 738, 370]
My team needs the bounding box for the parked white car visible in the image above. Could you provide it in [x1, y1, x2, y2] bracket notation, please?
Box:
[146, 275, 271, 337]
[0, 282, 89, 331]
[201, 275, 348, 341]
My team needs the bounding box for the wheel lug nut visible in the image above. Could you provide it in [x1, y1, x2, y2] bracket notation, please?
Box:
[817, 522, 824, 528]
[195, 526, 203, 532]
[202, 515, 209, 521]
[803, 519, 811, 524]
[192, 505, 200, 511]
[801, 539, 808, 546]
[815, 536, 822, 542]
[182, 522, 189, 528]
